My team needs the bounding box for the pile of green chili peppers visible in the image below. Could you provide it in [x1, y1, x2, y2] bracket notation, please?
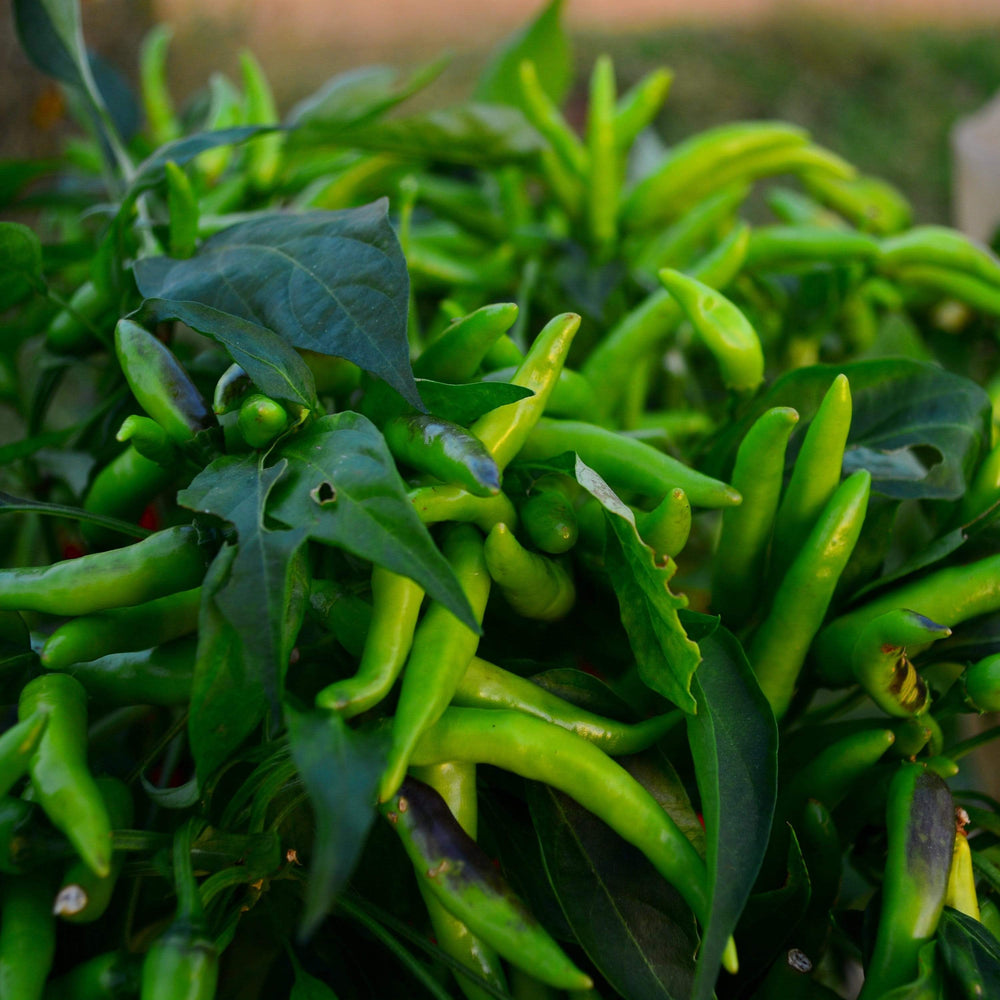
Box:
[4, 1, 1000, 998]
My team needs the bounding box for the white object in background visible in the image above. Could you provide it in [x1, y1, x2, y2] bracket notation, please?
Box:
[952, 89, 1000, 243]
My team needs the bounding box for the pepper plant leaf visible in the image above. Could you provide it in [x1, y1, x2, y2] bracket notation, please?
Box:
[179, 455, 310, 781]
[937, 907, 1000, 997]
[528, 751, 702, 1000]
[12, 0, 87, 89]
[286, 704, 387, 940]
[268, 412, 479, 632]
[133, 202, 419, 407]
[0, 222, 44, 294]
[686, 620, 778, 1000]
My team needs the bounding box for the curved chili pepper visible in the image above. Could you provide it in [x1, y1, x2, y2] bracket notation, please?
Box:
[406, 762, 510, 1000]
[712, 406, 799, 627]
[114, 320, 214, 446]
[379, 524, 491, 801]
[849, 610, 950, 718]
[769, 373, 852, 585]
[315, 567, 423, 717]
[0, 870, 57, 1000]
[385, 415, 501, 497]
[54, 776, 134, 924]
[635, 487, 691, 562]
[801, 170, 912, 235]
[894, 263, 1000, 318]
[857, 764, 955, 999]
[484, 523, 575, 621]
[382, 776, 592, 990]
[518, 60, 588, 179]
[750, 469, 871, 719]
[880, 226, 1000, 285]
[116, 415, 181, 468]
[414, 303, 519, 383]
[745, 224, 881, 271]
[813, 553, 1000, 683]
[410, 483, 517, 534]
[452, 656, 678, 754]
[613, 67, 672, 150]
[60, 637, 196, 707]
[409, 706, 738, 973]
[519, 417, 742, 509]
[140, 820, 218, 1000]
[42, 587, 201, 671]
[18, 673, 112, 878]
[237, 392, 290, 449]
[520, 479, 579, 555]
[0, 525, 208, 615]
[470, 313, 580, 472]
[658, 267, 765, 391]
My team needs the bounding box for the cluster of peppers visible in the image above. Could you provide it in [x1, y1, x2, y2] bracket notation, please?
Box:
[5, 0, 1000, 997]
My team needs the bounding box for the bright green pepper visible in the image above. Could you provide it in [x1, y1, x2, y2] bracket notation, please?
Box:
[414, 303, 520, 383]
[744, 224, 880, 271]
[483, 522, 575, 621]
[961, 653, 1000, 713]
[519, 480, 578, 555]
[880, 225, 1000, 287]
[239, 49, 283, 192]
[636, 487, 691, 562]
[237, 392, 290, 449]
[518, 60, 588, 179]
[139, 24, 181, 145]
[801, 170, 912, 235]
[0, 870, 57, 1000]
[585, 55, 618, 257]
[895, 263, 1000, 318]
[0, 525, 208, 615]
[18, 673, 112, 878]
[613, 67, 673, 150]
[116, 415, 181, 468]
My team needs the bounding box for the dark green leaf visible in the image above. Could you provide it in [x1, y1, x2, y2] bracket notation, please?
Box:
[881, 939, 942, 1000]
[287, 59, 447, 133]
[0, 222, 44, 291]
[686, 626, 779, 1000]
[938, 906, 1000, 998]
[133, 202, 417, 407]
[140, 774, 201, 809]
[140, 299, 318, 412]
[90, 50, 141, 142]
[338, 105, 545, 165]
[13, 0, 86, 88]
[179, 455, 309, 727]
[704, 360, 991, 501]
[268, 413, 477, 632]
[528, 753, 701, 1000]
[286, 705, 387, 939]
[290, 953, 340, 1000]
[475, 0, 572, 111]
[0, 489, 150, 538]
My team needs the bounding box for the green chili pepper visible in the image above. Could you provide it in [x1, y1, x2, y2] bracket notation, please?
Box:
[520, 480, 578, 554]
[801, 170, 912, 235]
[139, 24, 181, 146]
[385, 415, 501, 497]
[880, 225, 1000, 286]
[315, 567, 423, 717]
[383, 775, 592, 990]
[115, 320, 214, 446]
[42, 950, 142, 1000]
[481, 365, 598, 422]
[712, 406, 799, 627]
[54, 776, 133, 923]
[18, 673, 112, 878]
[582, 220, 749, 409]
[613, 67, 673, 151]
[744, 224, 881, 271]
[410, 706, 737, 973]
[380, 524, 491, 801]
[410, 483, 518, 534]
[140, 820, 218, 1000]
[658, 268, 765, 391]
[621, 120, 809, 229]
[960, 653, 1000, 713]
[857, 764, 955, 999]
[165, 161, 199, 260]
[239, 49, 283, 191]
[850, 610, 950, 718]
[470, 313, 580, 472]
[407, 762, 509, 1000]
[484, 523, 575, 621]
[519, 417, 742, 509]
[414, 303, 520, 383]
[813, 553, 1000, 684]
[60, 637, 196, 707]
[894, 263, 1000, 318]
[452, 656, 677, 754]
[769, 373, 853, 586]
[585, 55, 618, 257]
[765, 186, 847, 228]
[116, 415, 181, 468]
[195, 72, 244, 185]
[82, 444, 174, 549]
[0, 525, 208, 615]
[750, 469, 871, 719]
[518, 60, 588, 179]
[0, 870, 57, 1000]
[237, 392, 290, 449]
[0, 712, 48, 799]
[46, 278, 113, 355]
[636, 487, 691, 562]
[42, 587, 201, 671]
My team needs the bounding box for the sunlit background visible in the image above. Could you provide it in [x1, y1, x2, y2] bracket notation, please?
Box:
[3, 0, 1000, 231]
